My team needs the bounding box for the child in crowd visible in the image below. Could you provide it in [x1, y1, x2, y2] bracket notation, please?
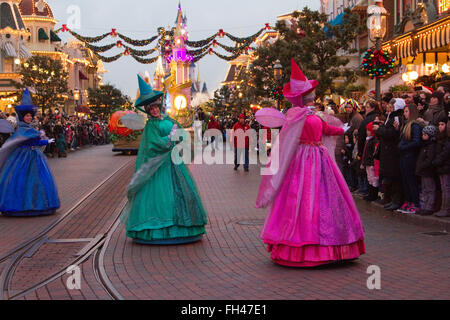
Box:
[342, 133, 357, 192]
[362, 122, 380, 201]
[351, 130, 366, 194]
[432, 115, 450, 217]
[415, 126, 438, 216]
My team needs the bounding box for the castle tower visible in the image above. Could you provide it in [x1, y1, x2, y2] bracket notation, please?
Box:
[153, 55, 165, 91]
[19, 0, 61, 57]
[168, 3, 192, 112]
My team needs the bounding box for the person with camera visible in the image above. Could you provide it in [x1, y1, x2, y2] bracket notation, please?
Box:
[373, 98, 405, 211]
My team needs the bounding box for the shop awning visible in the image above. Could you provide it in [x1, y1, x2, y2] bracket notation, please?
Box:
[38, 28, 49, 41]
[50, 30, 61, 42]
[79, 70, 88, 80]
[383, 16, 450, 62]
[19, 43, 32, 59]
[2, 42, 17, 57]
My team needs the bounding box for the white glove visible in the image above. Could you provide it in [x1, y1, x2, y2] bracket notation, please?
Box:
[342, 123, 350, 132]
[48, 138, 55, 144]
[168, 124, 179, 140]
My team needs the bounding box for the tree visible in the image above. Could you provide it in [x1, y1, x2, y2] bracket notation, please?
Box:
[246, 7, 363, 100]
[13, 55, 68, 113]
[208, 84, 253, 116]
[88, 84, 128, 117]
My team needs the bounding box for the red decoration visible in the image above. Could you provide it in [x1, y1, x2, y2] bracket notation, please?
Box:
[61, 24, 68, 32]
[116, 40, 123, 48]
[265, 23, 271, 30]
[208, 48, 214, 55]
[110, 28, 118, 37]
[124, 48, 130, 56]
[212, 39, 218, 47]
[218, 29, 225, 38]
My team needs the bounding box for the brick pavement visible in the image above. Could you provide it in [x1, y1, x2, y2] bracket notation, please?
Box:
[100, 161, 449, 300]
[0, 145, 133, 259]
[11, 157, 135, 300]
[4, 146, 449, 299]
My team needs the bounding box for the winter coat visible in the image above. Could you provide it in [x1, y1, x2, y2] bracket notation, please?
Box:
[398, 123, 422, 176]
[423, 104, 446, 126]
[358, 110, 379, 155]
[375, 110, 403, 178]
[433, 135, 450, 175]
[415, 139, 437, 177]
[362, 137, 378, 167]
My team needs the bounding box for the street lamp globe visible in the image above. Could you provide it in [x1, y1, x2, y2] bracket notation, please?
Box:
[367, 0, 388, 42]
[273, 59, 283, 81]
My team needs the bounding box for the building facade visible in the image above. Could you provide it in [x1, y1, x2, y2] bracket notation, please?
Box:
[0, 0, 32, 112]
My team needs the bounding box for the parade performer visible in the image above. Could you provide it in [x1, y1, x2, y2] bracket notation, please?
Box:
[255, 59, 365, 267]
[121, 75, 208, 244]
[0, 89, 60, 217]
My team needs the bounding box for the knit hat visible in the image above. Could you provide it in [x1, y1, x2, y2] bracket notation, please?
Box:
[422, 125, 438, 138]
[393, 98, 406, 111]
[239, 114, 246, 119]
[366, 121, 375, 136]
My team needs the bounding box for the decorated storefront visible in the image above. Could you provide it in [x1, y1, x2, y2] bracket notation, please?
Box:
[383, 2, 450, 87]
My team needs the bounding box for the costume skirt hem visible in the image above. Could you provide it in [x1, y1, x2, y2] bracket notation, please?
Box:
[1, 208, 57, 217]
[265, 239, 365, 267]
[126, 225, 206, 241]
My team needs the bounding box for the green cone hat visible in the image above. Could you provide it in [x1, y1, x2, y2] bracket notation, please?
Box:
[134, 74, 164, 108]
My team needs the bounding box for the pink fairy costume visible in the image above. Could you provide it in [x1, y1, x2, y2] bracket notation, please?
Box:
[255, 59, 365, 267]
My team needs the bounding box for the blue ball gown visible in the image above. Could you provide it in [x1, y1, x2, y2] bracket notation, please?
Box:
[0, 122, 60, 217]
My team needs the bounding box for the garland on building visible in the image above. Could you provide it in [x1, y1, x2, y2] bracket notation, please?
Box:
[117, 34, 158, 47]
[93, 52, 124, 63]
[85, 43, 116, 53]
[361, 47, 395, 79]
[130, 55, 160, 64]
[55, 25, 268, 64]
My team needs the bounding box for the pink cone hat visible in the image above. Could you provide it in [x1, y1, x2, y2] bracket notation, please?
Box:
[283, 58, 318, 106]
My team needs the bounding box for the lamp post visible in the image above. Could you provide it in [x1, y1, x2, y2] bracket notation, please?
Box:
[273, 59, 283, 110]
[367, 0, 388, 102]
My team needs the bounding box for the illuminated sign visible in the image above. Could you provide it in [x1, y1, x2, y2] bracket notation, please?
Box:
[438, 0, 450, 14]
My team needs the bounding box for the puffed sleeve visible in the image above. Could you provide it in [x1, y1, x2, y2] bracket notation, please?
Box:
[322, 121, 344, 136]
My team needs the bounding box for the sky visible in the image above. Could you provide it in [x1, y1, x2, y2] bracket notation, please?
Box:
[46, 0, 320, 98]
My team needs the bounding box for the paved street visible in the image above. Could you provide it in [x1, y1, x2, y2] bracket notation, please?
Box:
[0, 145, 449, 300]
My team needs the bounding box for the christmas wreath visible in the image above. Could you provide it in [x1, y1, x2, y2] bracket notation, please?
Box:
[361, 48, 395, 79]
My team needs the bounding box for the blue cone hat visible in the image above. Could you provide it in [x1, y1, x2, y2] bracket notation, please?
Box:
[15, 88, 38, 121]
[134, 74, 164, 108]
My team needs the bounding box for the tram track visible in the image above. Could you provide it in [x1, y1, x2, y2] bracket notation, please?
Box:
[0, 158, 134, 300]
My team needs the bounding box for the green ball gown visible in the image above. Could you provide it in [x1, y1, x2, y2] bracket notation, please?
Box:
[121, 116, 207, 244]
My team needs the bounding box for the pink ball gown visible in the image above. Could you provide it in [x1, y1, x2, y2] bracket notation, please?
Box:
[258, 112, 366, 267]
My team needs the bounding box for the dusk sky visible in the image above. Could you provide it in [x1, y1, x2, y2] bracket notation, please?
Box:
[46, 0, 320, 98]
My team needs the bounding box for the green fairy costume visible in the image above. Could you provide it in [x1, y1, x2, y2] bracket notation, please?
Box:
[121, 75, 207, 244]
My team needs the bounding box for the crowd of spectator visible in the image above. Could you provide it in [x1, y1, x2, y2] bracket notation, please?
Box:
[334, 86, 450, 217]
[0, 109, 110, 158]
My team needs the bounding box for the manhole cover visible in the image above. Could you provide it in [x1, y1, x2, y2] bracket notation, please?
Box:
[236, 219, 265, 226]
[421, 231, 448, 236]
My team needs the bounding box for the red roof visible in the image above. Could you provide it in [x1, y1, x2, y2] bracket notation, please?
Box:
[19, 0, 54, 18]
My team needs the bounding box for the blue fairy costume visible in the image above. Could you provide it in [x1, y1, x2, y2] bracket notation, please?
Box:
[0, 89, 60, 217]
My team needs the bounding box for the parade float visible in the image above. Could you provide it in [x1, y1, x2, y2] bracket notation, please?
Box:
[108, 110, 144, 154]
